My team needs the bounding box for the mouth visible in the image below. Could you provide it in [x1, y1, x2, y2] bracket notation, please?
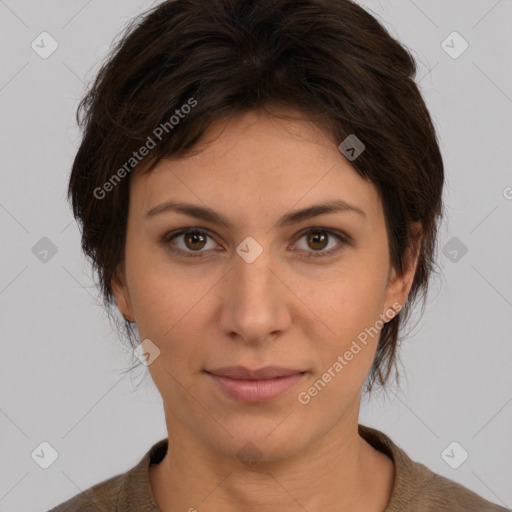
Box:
[204, 366, 308, 403]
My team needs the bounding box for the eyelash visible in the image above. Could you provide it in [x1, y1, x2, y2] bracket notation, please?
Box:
[162, 227, 348, 259]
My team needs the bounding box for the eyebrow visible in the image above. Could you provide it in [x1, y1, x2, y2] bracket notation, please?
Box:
[145, 199, 366, 230]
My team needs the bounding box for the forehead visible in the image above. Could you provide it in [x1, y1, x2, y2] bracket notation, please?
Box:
[130, 109, 383, 227]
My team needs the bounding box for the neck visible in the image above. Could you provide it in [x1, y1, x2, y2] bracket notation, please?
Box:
[149, 409, 394, 512]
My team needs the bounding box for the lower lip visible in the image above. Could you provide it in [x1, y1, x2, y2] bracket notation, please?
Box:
[205, 372, 306, 403]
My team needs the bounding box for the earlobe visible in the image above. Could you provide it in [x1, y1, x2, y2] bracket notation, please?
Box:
[111, 265, 135, 323]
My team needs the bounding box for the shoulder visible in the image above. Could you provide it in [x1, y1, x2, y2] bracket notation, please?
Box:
[46, 471, 128, 512]
[358, 424, 510, 512]
[397, 460, 509, 511]
[46, 438, 168, 512]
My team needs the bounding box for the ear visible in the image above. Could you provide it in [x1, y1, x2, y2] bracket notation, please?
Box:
[111, 263, 135, 323]
[383, 222, 422, 319]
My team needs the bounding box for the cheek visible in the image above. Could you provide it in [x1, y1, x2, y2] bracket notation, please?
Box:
[124, 241, 190, 340]
[319, 257, 388, 335]
[309, 260, 389, 383]
[296, 286, 385, 415]
[129, 270, 206, 343]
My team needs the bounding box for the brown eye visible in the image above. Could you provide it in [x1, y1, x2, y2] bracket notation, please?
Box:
[293, 228, 347, 258]
[163, 229, 218, 258]
[184, 231, 207, 251]
[163, 227, 347, 260]
[306, 230, 329, 251]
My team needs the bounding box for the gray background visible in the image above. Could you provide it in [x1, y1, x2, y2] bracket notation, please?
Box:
[1, 1, 511, 510]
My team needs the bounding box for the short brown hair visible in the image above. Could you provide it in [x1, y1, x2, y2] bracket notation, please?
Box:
[69, 0, 444, 392]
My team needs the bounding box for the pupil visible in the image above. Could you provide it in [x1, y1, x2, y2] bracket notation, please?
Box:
[187, 232, 205, 250]
[309, 231, 327, 250]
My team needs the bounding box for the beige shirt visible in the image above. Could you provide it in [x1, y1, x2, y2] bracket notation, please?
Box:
[47, 424, 509, 511]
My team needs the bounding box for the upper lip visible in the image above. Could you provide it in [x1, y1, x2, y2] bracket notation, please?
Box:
[205, 366, 305, 380]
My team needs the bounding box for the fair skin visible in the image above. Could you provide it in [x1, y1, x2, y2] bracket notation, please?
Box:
[112, 108, 420, 512]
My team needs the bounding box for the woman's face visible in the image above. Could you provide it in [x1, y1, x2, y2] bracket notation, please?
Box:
[113, 109, 415, 462]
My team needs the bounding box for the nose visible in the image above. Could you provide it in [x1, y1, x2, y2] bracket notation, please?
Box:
[217, 243, 292, 345]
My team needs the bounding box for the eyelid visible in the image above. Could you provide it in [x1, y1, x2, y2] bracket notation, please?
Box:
[290, 227, 348, 258]
[162, 228, 220, 258]
[162, 226, 349, 258]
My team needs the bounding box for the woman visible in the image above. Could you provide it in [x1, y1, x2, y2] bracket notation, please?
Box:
[48, 0, 508, 510]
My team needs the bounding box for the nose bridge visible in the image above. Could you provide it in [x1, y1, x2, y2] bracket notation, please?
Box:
[220, 237, 290, 342]
[233, 238, 276, 305]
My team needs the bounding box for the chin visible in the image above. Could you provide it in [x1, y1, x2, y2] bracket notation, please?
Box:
[203, 416, 311, 464]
